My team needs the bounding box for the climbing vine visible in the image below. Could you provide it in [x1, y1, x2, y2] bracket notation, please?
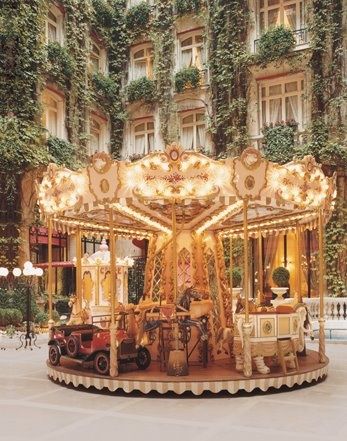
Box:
[208, 0, 250, 156]
[152, 0, 175, 144]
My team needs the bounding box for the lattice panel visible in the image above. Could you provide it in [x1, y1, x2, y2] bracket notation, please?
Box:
[178, 247, 191, 291]
[152, 250, 164, 302]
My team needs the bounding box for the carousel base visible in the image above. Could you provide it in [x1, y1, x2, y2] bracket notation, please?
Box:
[47, 349, 328, 396]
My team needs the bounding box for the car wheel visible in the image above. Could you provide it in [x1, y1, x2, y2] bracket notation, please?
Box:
[49, 344, 61, 366]
[136, 347, 151, 370]
[66, 335, 80, 357]
[94, 352, 110, 376]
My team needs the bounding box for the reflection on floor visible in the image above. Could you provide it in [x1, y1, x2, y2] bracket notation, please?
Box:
[0, 341, 346, 441]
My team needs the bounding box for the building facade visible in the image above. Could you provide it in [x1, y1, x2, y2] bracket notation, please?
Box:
[0, 0, 346, 296]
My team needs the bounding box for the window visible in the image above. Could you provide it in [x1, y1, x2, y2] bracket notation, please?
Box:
[258, 0, 305, 35]
[90, 40, 107, 74]
[132, 119, 154, 155]
[180, 111, 206, 151]
[42, 90, 65, 139]
[46, 5, 64, 44]
[130, 45, 153, 80]
[89, 115, 109, 155]
[259, 76, 305, 129]
[179, 31, 204, 70]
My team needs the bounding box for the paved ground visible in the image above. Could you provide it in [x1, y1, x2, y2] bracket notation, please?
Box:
[0, 337, 346, 441]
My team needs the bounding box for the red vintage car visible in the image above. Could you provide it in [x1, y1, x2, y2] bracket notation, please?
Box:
[48, 319, 151, 375]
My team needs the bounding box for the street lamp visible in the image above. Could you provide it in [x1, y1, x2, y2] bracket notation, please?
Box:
[12, 261, 44, 350]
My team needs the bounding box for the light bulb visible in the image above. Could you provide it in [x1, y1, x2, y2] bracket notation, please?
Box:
[12, 268, 22, 277]
[24, 261, 33, 269]
[35, 268, 44, 277]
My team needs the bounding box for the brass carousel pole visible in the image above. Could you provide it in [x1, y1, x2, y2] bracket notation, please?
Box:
[75, 226, 82, 310]
[242, 197, 252, 377]
[257, 228, 263, 304]
[318, 209, 326, 363]
[229, 236, 233, 313]
[296, 223, 302, 303]
[172, 200, 178, 301]
[47, 216, 54, 336]
[109, 207, 118, 377]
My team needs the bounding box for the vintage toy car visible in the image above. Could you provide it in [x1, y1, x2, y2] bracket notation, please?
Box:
[48, 320, 151, 375]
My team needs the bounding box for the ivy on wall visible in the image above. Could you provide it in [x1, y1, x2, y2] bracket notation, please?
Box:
[256, 25, 295, 66]
[174, 66, 200, 93]
[175, 0, 201, 16]
[208, 0, 250, 156]
[127, 76, 156, 103]
[151, 0, 175, 144]
[262, 121, 298, 164]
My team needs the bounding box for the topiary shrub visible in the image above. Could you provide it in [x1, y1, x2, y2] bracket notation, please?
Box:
[127, 77, 156, 103]
[272, 266, 290, 287]
[175, 0, 201, 16]
[174, 66, 201, 93]
[257, 26, 295, 65]
[232, 267, 242, 288]
[262, 120, 298, 164]
[126, 2, 151, 38]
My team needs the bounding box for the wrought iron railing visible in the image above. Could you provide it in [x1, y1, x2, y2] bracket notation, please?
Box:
[254, 28, 309, 53]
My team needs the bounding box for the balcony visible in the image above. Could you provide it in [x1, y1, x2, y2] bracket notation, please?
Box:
[254, 28, 309, 53]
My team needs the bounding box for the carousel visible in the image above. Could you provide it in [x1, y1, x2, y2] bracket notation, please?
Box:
[37, 143, 335, 395]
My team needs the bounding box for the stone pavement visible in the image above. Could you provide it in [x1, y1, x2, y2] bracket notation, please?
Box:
[0, 337, 346, 441]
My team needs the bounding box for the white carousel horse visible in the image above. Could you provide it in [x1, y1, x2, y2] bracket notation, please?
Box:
[67, 295, 90, 325]
[216, 326, 233, 356]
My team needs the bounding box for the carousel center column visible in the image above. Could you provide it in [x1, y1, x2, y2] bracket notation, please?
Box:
[242, 197, 252, 378]
[109, 207, 119, 377]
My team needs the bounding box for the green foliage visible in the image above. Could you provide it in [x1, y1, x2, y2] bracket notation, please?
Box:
[208, 0, 250, 156]
[256, 26, 295, 66]
[0, 116, 50, 172]
[35, 310, 48, 326]
[174, 66, 200, 93]
[47, 136, 83, 170]
[126, 2, 151, 39]
[0, 308, 23, 327]
[0, 0, 47, 121]
[325, 200, 347, 296]
[262, 121, 298, 164]
[175, 0, 201, 16]
[127, 76, 156, 103]
[44, 42, 75, 90]
[55, 298, 70, 316]
[0, 284, 39, 320]
[272, 266, 290, 287]
[226, 267, 242, 288]
[152, 0, 175, 144]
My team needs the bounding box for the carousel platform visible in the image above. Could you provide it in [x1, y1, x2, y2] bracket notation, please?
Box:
[47, 349, 328, 396]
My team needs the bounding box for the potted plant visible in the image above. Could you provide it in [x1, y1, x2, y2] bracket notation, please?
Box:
[271, 266, 290, 300]
[229, 267, 242, 297]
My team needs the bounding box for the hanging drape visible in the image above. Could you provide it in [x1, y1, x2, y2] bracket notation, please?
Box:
[269, 98, 281, 123]
[286, 95, 299, 121]
[135, 134, 145, 155]
[182, 127, 194, 150]
[263, 235, 280, 294]
[181, 49, 192, 68]
[147, 133, 154, 153]
[284, 5, 297, 30]
[196, 124, 205, 149]
[134, 61, 147, 80]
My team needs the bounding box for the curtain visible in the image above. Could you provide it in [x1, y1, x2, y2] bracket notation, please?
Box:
[147, 133, 154, 152]
[286, 95, 299, 122]
[269, 98, 281, 123]
[196, 124, 205, 149]
[134, 61, 147, 80]
[268, 8, 280, 28]
[182, 127, 194, 150]
[194, 47, 202, 69]
[284, 5, 296, 30]
[263, 235, 280, 294]
[181, 49, 192, 68]
[135, 134, 145, 155]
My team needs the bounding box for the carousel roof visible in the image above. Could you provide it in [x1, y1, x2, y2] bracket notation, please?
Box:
[37, 144, 336, 238]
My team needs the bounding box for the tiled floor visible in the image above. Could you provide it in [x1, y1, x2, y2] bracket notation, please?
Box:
[0, 338, 346, 441]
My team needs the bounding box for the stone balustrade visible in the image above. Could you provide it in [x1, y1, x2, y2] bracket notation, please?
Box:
[303, 297, 347, 321]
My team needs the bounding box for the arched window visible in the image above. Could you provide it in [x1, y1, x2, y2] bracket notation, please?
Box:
[180, 111, 206, 151]
[89, 114, 109, 155]
[46, 5, 64, 44]
[90, 40, 107, 74]
[42, 90, 65, 139]
[132, 119, 154, 155]
[130, 44, 154, 80]
[179, 31, 204, 70]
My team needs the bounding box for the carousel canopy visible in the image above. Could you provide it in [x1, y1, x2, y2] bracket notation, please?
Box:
[37, 144, 336, 238]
